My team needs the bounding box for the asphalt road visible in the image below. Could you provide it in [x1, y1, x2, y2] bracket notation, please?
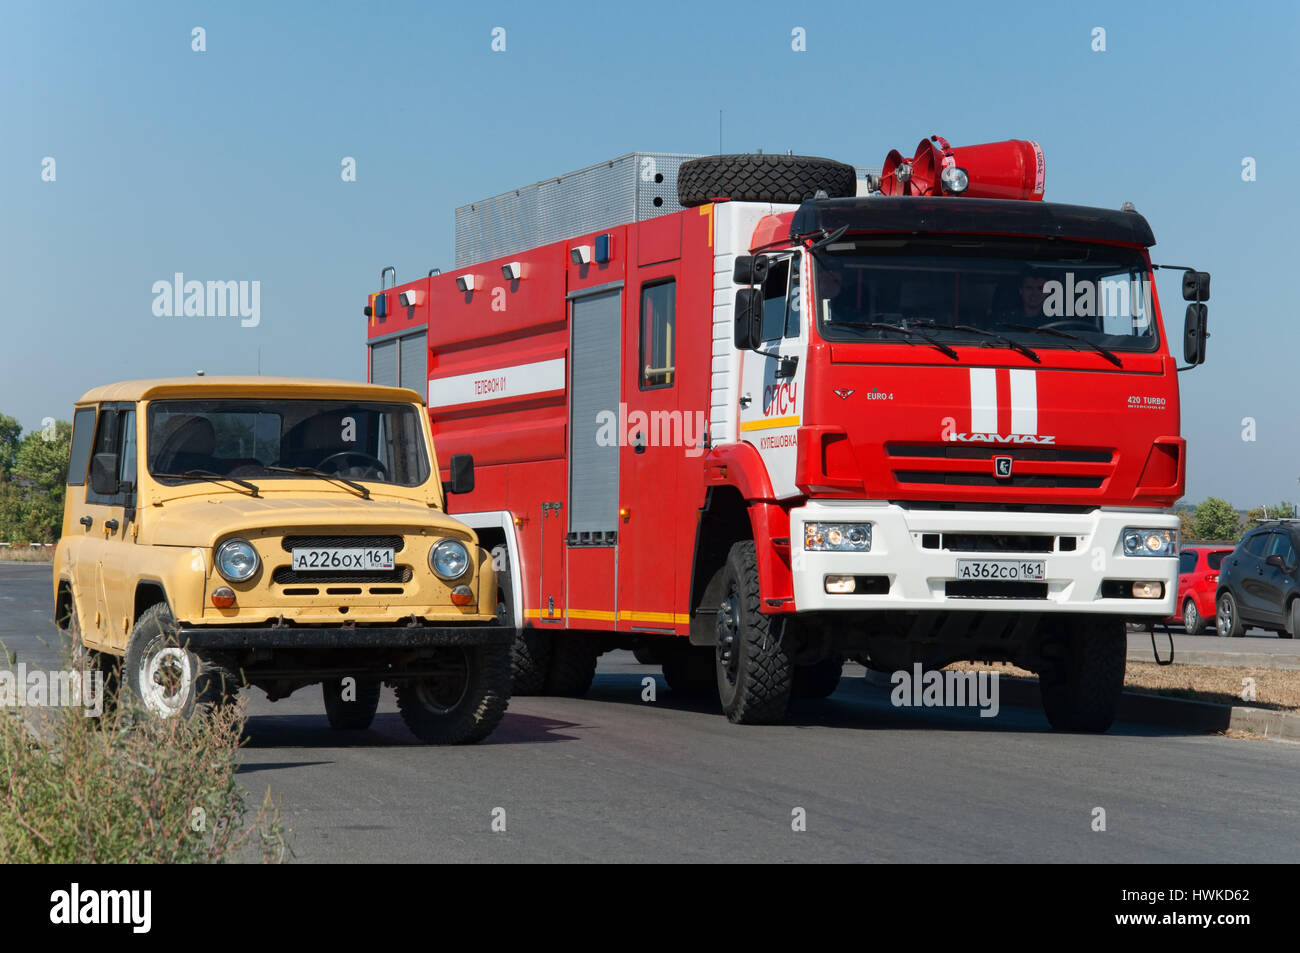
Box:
[4, 562, 1298, 863]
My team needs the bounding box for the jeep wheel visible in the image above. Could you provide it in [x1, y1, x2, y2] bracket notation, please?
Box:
[1182, 598, 1205, 635]
[714, 541, 793, 724]
[1216, 591, 1245, 638]
[124, 603, 239, 719]
[1038, 617, 1126, 733]
[322, 677, 382, 730]
[793, 659, 843, 700]
[394, 644, 510, 744]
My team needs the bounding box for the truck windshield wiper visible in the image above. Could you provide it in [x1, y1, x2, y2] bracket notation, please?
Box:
[834, 322, 960, 361]
[911, 320, 1040, 363]
[264, 465, 370, 499]
[153, 469, 260, 496]
[997, 323, 1123, 368]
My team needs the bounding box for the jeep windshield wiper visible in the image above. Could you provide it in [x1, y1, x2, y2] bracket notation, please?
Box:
[264, 465, 370, 499]
[997, 322, 1122, 368]
[832, 322, 960, 361]
[153, 469, 260, 496]
[911, 320, 1040, 363]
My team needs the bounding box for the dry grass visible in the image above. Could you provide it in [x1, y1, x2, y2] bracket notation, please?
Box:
[0, 545, 56, 563]
[949, 660, 1300, 713]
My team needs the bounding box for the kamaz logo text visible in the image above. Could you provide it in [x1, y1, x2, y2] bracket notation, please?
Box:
[948, 432, 1056, 445]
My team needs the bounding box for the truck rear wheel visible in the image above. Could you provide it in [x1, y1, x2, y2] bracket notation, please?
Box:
[322, 677, 381, 730]
[714, 541, 793, 724]
[677, 154, 858, 207]
[124, 603, 239, 719]
[793, 659, 843, 700]
[543, 634, 600, 697]
[1038, 617, 1126, 733]
[394, 644, 510, 744]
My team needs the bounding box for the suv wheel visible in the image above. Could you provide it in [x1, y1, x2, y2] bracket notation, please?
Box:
[1182, 598, 1206, 635]
[394, 644, 510, 744]
[124, 603, 238, 719]
[1216, 591, 1245, 638]
[1285, 599, 1299, 640]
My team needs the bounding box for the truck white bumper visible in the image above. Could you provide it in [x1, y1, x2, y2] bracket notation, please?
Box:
[790, 501, 1178, 615]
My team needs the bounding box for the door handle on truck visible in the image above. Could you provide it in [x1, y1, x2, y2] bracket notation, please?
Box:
[739, 394, 752, 407]
[105, 519, 120, 533]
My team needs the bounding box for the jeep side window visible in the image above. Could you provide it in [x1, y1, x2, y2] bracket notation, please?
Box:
[85, 406, 131, 506]
[66, 407, 97, 487]
[119, 409, 137, 489]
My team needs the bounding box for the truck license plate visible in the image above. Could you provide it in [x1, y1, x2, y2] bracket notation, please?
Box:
[291, 548, 395, 571]
[955, 559, 1045, 581]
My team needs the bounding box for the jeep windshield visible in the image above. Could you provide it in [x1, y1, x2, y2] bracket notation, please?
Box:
[812, 237, 1158, 354]
[147, 399, 430, 488]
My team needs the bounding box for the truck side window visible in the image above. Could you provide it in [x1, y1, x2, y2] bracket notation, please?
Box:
[784, 253, 803, 339]
[761, 258, 790, 342]
[640, 280, 676, 389]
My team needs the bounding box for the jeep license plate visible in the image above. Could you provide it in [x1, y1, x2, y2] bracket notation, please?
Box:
[955, 559, 1045, 581]
[291, 547, 395, 571]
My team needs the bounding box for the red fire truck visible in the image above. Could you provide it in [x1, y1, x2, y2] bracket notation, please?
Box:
[363, 140, 1211, 732]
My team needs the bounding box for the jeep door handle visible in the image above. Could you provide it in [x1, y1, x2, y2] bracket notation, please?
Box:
[104, 519, 120, 533]
[79, 516, 93, 528]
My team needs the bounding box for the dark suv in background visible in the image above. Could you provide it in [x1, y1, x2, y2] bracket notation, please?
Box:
[1216, 521, 1300, 638]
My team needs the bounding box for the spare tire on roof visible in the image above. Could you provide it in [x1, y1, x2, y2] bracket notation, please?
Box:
[676, 153, 858, 207]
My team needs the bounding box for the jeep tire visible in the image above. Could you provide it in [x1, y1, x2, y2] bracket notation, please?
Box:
[124, 603, 239, 719]
[394, 643, 510, 744]
[322, 677, 382, 730]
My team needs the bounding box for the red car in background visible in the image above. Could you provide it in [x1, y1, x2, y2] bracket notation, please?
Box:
[1169, 544, 1235, 633]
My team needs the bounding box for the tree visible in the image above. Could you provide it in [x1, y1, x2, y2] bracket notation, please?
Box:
[1177, 508, 1197, 542]
[1244, 501, 1298, 530]
[1192, 497, 1241, 542]
[0, 413, 21, 480]
[2, 420, 72, 543]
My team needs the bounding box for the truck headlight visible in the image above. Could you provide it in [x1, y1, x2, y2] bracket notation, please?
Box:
[1122, 527, 1177, 557]
[215, 539, 260, 582]
[804, 522, 871, 552]
[430, 539, 471, 580]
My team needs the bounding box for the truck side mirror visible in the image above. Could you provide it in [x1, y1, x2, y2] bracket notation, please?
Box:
[1181, 270, 1211, 302]
[90, 453, 120, 496]
[444, 453, 475, 495]
[734, 289, 763, 350]
[733, 255, 770, 285]
[1183, 303, 1208, 365]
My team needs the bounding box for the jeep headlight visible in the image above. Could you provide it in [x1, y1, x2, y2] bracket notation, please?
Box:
[804, 522, 872, 552]
[215, 539, 260, 582]
[1122, 527, 1177, 557]
[430, 539, 471, 580]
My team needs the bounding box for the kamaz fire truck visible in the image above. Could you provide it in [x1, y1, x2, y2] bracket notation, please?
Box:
[363, 139, 1211, 732]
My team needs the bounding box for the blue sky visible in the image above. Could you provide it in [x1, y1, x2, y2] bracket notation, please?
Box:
[2, 0, 1296, 507]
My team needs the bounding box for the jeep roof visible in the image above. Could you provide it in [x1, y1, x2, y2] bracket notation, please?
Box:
[74, 376, 425, 406]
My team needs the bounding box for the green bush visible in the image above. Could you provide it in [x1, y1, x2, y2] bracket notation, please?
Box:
[0, 642, 289, 863]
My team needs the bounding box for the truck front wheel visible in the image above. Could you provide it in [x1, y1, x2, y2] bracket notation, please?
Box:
[1038, 617, 1126, 733]
[394, 644, 510, 744]
[714, 541, 793, 724]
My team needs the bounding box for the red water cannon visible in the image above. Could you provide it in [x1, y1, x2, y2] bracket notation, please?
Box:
[879, 136, 1045, 200]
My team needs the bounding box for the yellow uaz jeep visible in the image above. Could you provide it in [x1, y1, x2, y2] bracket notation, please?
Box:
[52, 376, 511, 744]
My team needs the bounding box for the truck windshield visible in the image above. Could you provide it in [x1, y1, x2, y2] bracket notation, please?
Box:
[812, 237, 1158, 353]
[147, 399, 431, 488]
